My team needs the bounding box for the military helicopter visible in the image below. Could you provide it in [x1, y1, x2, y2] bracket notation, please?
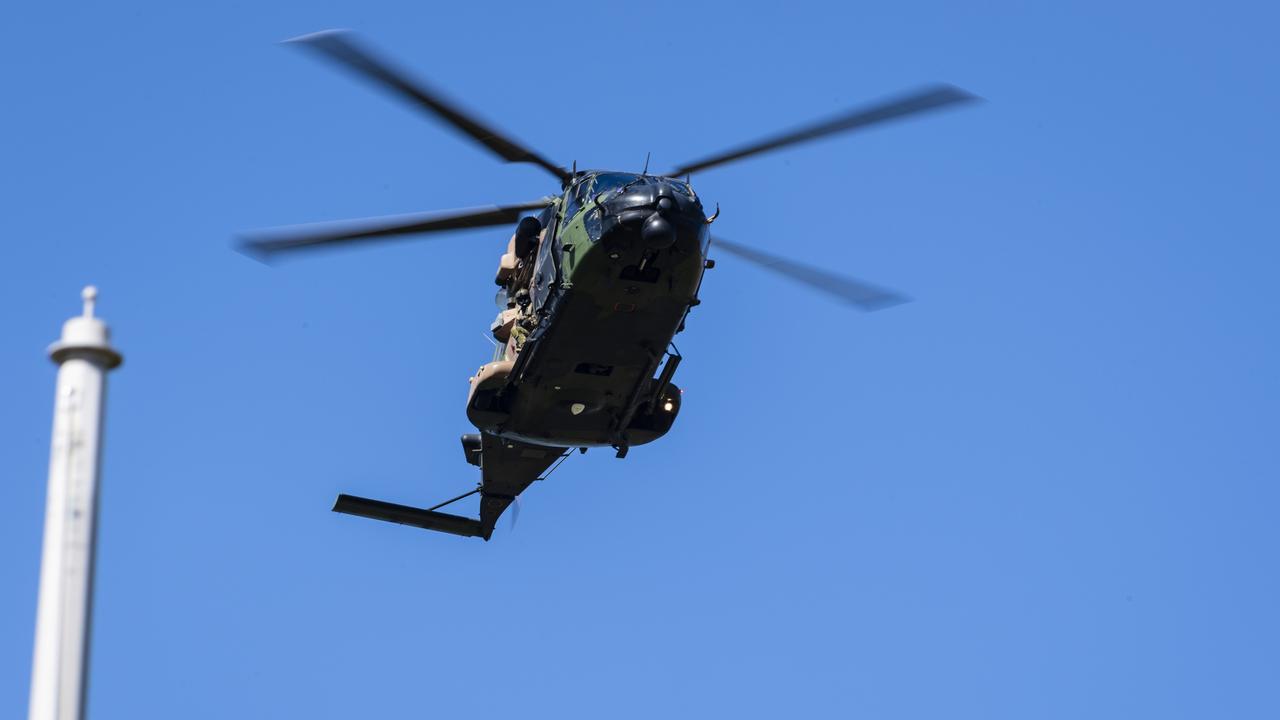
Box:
[241, 30, 976, 540]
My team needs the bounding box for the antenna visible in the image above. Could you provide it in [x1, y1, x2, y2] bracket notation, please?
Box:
[642, 152, 651, 175]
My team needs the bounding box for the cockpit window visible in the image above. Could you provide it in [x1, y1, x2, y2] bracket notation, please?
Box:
[561, 177, 592, 227]
[572, 177, 594, 204]
[591, 172, 639, 197]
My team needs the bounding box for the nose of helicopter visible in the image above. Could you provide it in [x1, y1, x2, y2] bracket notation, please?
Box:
[641, 212, 676, 249]
[595, 178, 706, 253]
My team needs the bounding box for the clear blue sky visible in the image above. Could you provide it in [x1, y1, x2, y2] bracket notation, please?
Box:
[3, 1, 1277, 717]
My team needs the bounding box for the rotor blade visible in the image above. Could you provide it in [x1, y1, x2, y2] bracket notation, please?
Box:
[667, 85, 978, 177]
[239, 198, 553, 260]
[712, 237, 909, 311]
[287, 30, 571, 183]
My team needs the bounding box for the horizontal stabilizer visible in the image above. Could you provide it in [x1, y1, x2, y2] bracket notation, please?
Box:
[332, 494, 487, 539]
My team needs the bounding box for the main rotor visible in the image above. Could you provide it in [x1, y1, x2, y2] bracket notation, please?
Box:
[240, 29, 978, 310]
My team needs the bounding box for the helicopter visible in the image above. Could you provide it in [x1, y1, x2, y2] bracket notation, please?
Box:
[241, 30, 977, 541]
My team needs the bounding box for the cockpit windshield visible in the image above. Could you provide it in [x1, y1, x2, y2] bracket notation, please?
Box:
[592, 173, 694, 199]
[591, 172, 639, 197]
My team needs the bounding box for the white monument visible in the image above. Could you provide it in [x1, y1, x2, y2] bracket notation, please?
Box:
[29, 286, 122, 720]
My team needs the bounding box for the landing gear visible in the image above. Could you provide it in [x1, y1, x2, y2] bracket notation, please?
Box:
[613, 444, 629, 459]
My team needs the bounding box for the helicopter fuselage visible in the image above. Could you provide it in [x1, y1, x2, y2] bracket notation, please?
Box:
[466, 172, 710, 453]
